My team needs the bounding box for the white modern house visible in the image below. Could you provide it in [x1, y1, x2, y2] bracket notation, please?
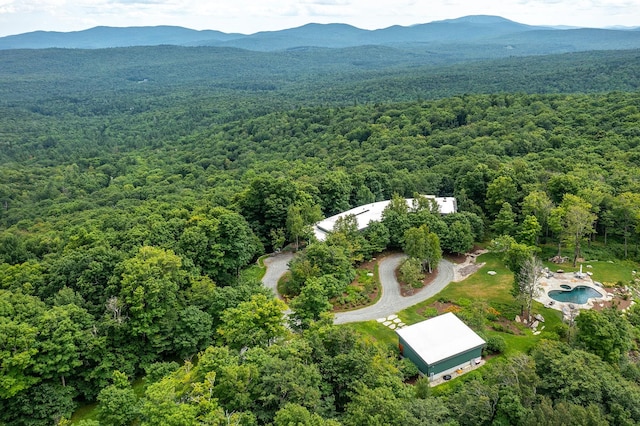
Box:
[313, 196, 456, 241]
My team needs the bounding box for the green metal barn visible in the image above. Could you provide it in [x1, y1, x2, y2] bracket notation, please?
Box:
[397, 312, 485, 380]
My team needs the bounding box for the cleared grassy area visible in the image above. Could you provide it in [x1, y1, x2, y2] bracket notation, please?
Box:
[132, 377, 145, 397]
[346, 320, 398, 352]
[256, 253, 269, 268]
[400, 252, 515, 324]
[240, 257, 268, 282]
[581, 259, 636, 286]
[69, 402, 99, 424]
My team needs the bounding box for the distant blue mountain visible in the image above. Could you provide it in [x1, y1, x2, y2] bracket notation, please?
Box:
[0, 25, 243, 49]
[1, 15, 639, 54]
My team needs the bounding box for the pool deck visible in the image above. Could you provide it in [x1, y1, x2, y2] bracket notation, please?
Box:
[535, 269, 613, 315]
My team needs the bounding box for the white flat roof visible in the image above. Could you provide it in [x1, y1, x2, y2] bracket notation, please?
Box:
[313, 196, 456, 241]
[396, 312, 485, 365]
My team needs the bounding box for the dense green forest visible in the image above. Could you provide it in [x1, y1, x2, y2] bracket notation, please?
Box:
[2, 45, 640, 425]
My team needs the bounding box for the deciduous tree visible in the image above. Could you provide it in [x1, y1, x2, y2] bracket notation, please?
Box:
[612, 192, 640, 258]
[485, 175, 518, 218]
[402, 225, 442, 273]
[492, 202, 517, 236]
[518, 214, 542, 246]
[381, 193, 411, 248]
[576, 308, 632, 364]
[399, 258, 424, 288]
[97, 371, 139, 426]
[217, 294, 287, 350]
[442, 215, 474, 255]
[118, 246, 184, 354]
[522, 190, 554, 237]
[561, 194, 596, 266]
[514, 255, 543, 321]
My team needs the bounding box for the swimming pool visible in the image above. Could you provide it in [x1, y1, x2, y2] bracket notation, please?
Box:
[548, 285, 603, 304]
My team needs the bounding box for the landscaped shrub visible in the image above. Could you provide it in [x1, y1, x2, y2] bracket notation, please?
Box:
[399, 357, 419, 380]
[491, 323, 514, 334]
[422, 307, 438, 318]
[444, 305, 461, 314]
[485, 335, 507, 354]
[553, 323, 569, 339]
[457, 298, 472, 308]
[486, 307, 501, 321]
[414, 377, 431, 399]
[335, 285, 368, 307]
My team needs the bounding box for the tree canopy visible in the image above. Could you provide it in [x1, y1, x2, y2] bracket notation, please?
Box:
[3, 42, 640, 425]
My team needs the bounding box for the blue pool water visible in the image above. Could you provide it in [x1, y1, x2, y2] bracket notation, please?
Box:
[548, 286, 603, 304]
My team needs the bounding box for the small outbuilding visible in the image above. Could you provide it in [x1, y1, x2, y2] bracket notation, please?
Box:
[397, 312, 485, 380]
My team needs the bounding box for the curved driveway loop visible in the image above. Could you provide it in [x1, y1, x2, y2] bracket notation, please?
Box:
[262, 251, 454, 325]
[261, 252, 294, 295]
[333, 254, 454, 324]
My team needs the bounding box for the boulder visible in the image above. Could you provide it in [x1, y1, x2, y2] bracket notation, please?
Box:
[534, 314, 545, 323]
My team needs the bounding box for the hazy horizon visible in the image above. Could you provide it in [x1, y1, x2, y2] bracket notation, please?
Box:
[0, 0, 638, 38]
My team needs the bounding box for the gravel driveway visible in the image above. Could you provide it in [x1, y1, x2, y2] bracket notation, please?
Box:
[262, 251, 454, 324]
[261, 252, 293, 295]
[334, 254, 454, 324]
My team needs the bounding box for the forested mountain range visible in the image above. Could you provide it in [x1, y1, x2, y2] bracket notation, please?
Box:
[3, 20, 640, 425]
[1, 45, 639, 128]
[1, 15, 640, 59]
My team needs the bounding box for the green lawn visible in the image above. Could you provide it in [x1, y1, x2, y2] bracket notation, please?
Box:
[581, 259, 636, 286]
[400, 252, 515, 324]
[69, 402, 99, 424]
[240, 256, 268, 282]
[346, 320, 398, 352]
[539, 243, 638, 286]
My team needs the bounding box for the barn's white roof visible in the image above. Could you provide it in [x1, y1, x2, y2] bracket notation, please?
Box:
[396, 312, 485, 365]
[313, 196, 456, 241]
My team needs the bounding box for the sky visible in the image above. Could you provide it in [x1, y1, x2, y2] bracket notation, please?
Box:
[0, 0, 639, 37]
